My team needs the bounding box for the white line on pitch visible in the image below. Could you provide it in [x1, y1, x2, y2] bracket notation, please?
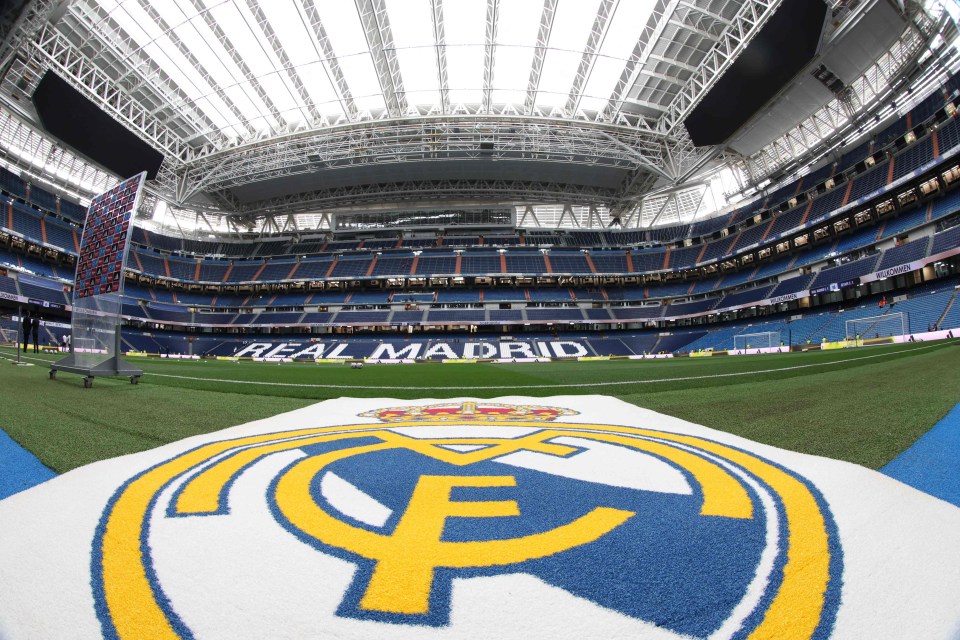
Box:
[128, 341, 956, 391]
[2, 341, 953, 391]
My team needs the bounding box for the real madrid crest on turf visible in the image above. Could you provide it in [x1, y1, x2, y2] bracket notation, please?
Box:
[90, 400, 844, 639]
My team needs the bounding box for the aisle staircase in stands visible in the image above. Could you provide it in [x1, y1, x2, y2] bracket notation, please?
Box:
[936, 289, 957, 328]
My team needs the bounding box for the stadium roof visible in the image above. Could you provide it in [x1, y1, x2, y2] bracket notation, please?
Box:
[0, 0, 957, 234]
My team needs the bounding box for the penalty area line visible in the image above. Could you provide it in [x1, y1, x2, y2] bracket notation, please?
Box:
[134, 341, 953, 391]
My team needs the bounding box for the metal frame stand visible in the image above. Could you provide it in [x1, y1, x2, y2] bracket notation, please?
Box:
[12, 304, 31, 367]
[50, 327, 141, 388]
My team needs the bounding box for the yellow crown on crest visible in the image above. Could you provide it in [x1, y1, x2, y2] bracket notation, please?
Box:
[360, 402, 578, 423]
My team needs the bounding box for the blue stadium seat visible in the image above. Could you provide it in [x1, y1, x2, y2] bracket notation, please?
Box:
[809, 254, 880, 288]
[892, 136, 935, 181]
[877, 238, 931, 270]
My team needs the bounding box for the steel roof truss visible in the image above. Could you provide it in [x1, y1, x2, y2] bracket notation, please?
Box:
[429, 0, 450, 113]
[299, 0, 359, 121]
[31, 24, 196, 162]
[482, 0, 499, 114]
[657, 0, 782, 135]
[524, 0, 558, 115]
[135, 0, 257, 140]
[605, 0, 683, 122]
[235, 179, 615, 215]
[186, 0, 287, 132]
[64, 2, 221, 146]
[355, 0, 408, 117]
[566, 0, 616, 115]
[244, 0, 323, 125]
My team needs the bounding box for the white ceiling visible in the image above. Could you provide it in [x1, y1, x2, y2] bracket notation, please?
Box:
[79, 0, 659, 142]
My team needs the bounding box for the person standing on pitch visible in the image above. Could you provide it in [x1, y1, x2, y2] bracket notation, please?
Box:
[21, 310, 30, 352]
[31, 313, 40, 353]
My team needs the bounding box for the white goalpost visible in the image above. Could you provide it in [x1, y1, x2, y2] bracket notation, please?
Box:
[845, 312, 907, 345]
[733, 331, 781, 351]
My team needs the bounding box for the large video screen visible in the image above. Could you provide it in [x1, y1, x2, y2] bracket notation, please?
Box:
[74, 173, 145, 299]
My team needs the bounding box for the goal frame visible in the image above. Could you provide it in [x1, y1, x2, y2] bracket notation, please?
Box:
[733, 331, 781, 351]
[844, 311, 907, 345]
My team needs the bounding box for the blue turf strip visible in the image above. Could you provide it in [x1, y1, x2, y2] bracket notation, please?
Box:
[0, 428, 57, 500]
[881, 402, 960, 508]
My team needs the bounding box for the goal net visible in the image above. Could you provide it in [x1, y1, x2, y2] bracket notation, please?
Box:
[733, 331, 780, 351]
[845, 312, 907, 345]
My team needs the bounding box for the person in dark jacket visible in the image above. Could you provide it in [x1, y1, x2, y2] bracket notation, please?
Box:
[31, 314, 40, 353]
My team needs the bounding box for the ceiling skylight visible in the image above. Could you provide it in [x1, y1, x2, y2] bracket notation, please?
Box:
[76, 0, 658, 140]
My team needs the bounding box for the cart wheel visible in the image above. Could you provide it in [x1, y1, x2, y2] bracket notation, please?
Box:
[49, 369, 56, 380]
[83, 377, 93, 389]
[130, 375, 140, 385]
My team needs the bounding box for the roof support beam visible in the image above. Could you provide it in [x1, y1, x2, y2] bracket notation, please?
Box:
[29, 24, 195, 162]
[244, 0, 323, 125]
[482, 0, 499, 114]
[567, 0, 616, 115]
[639, 68, 686, 85]
[677, 1, 731, 27]
[518, 205, 542, 228]
[429, 0, 450, 113]
[524, 0, 557, 115]
[64, 2, 222, 146]
[647, 193, 673, 228]
[0, 0, 60, 81]
[668, 18, 720, 42]
[623, 97, 667, 112]
[356, 0, 407, 117]
[558, 204, 580, 228]
[647, 53, 698, 74]
[135, 0, 257, 140]
[657, 0, 783, 135]
[596, 129, 670, 180]
[228, 179, 618, 215]
[299, 0, 359, 120]
[604, 0, 682, 122]
[186, 0, 287, 131]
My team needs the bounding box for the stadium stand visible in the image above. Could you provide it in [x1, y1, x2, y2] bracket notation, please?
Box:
[769, 274, 815, 298]
[878, 238, 932, 270]
[810, 255, 881, 288]
[720, 285, 776, 308]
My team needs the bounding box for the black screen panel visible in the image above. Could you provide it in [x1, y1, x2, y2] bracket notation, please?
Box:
[683, 0, 828, 147]
[32, 71, 164, 180]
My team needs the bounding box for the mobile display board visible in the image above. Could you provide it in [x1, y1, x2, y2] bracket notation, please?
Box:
[50, 172, 147, 387]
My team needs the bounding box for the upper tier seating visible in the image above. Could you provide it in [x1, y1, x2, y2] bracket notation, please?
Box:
[769, 274, 814, 298]
[415, 255, 457, 275]
[371, 256, 415, 277]
[548, 253, 591, 273]
[932, 225, 960, 255]
[667, 298, 719, 316]
[461, 254, 501, 274]
[610, 305, 663, 320]
[809, 254, 881, 288]
[720, 285, 775, 308]
[892, 136, 935, 182]
[847, 161, 890, 202]
[329, 257, 373, 278]
[877, 238, 931, 270]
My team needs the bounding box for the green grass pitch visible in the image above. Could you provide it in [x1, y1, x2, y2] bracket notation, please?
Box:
[1, 340, 958, 474]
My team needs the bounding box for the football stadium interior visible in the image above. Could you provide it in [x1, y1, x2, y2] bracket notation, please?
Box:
[2, 0, 960, 485]
[2, 0, 960, 638]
